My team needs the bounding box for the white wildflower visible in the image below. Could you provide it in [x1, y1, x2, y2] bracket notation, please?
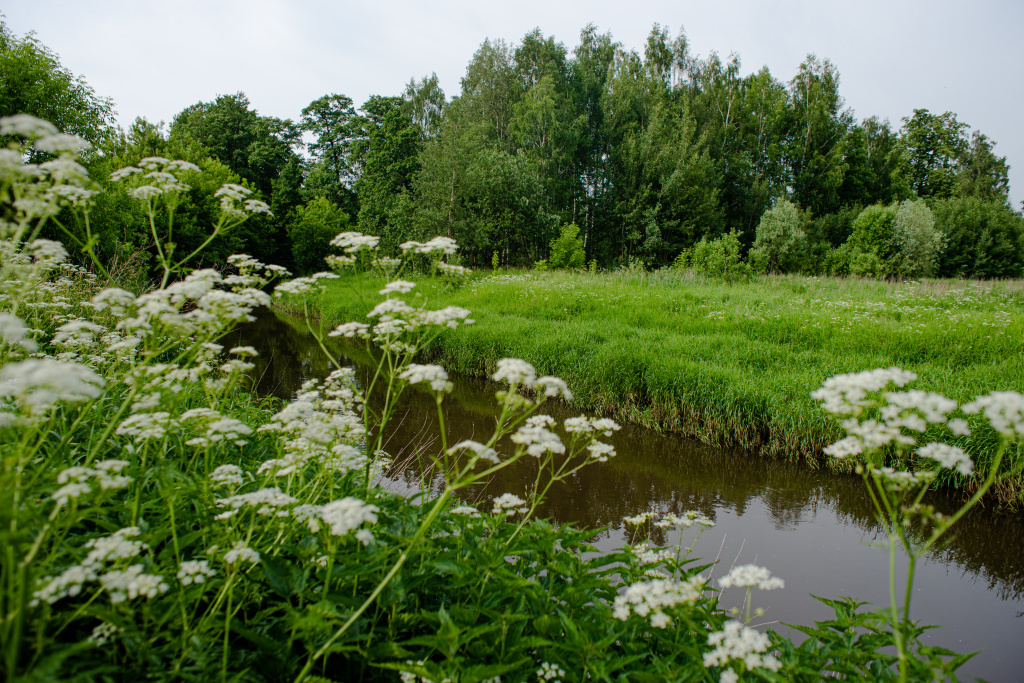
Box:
[0, 313, 38, 352]
[535, 376, 572, 400]
[492, 358, 537, 386]
[319, 497, 379, 537]
[718, 565, 785, 591]
[328, 321, 370, 338]
[379, 280, 416, 295]
[223, 542, 260, 565]
[704, 621, 781, 673]
[491, 493, 528, 516]
[100, 565, 169, 603]
[0, 358, 104, 417]
[116, 412, 174, 442]
[210, 464, 245, 487]
[177, 560, 216, 586]
[537, 662, 565, 681]
[448, 440, 500, 465]
[916, 442, 974, 476]
[612, 575, 706, 628]
[511, 423, 565, 457]
[399, 364, 451, 392]
[962, 391, 1024, 437]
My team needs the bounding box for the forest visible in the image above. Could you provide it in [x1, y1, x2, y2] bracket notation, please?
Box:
[3, 20, 1021, 280]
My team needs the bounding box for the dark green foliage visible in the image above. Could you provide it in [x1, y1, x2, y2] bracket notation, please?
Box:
[898, 109, 969, 200]
[0, 20, 115, 151]
[170, 93, 302, 198]
[933, 197, 1024, 278]
[290, 197, 350, 273]
[548, 223, 585, 269]
[83, 120, 282, 273]
[674, 228, 751, 281]
[356, 109, 422, 252]
[848, 203, 899, 277]
[749, 200, 806, 273]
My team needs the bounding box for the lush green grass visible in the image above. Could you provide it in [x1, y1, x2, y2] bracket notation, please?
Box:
[311, 269, 1024, 501]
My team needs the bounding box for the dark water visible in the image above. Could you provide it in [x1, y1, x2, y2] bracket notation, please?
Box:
[225, 309, 1024, 682]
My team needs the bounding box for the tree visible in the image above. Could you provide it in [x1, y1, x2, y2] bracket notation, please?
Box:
[86, 119, 282, 272]
[848, 203, 899, 277]
[290, 197, 350, 273]
[0, 20, 115, 150]
[356, 109, 422, 252]
[170, 93, 301, 198]
[402, 74, 446, 138]
[784, 55, 851, 216]
[749, 200, 806, 273]
[956, 131, 1010, 203]
[898, 109, 968, 199]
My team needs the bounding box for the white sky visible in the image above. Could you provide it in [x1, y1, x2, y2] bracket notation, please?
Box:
[6, 0, 1023, 207]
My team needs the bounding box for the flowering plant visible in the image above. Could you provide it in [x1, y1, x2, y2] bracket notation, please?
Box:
[1, 114, 1005, 683]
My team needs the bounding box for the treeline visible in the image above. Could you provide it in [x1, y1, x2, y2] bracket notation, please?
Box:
[3, 20, 1022, 277]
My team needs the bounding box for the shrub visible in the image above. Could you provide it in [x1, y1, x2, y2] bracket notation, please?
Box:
[290, 196, 350, 273]
[749, 200, 806, 273]
[548, 223, 586, 270]
[848, 203, 899, 277]
[892, 199, 944, 278]
[674, 229, 752, 281]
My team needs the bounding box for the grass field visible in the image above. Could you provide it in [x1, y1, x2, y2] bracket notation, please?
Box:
[306, 269, 1024, 501]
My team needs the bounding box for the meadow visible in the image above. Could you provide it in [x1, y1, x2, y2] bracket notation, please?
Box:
[312, 268, 1024, 502]
[4, 115, 1022, 682]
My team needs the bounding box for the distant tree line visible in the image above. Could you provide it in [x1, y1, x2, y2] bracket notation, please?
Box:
[3, 20, 1021, 278]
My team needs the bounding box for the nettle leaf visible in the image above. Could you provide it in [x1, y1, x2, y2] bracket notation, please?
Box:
[261, 554, 306, 598]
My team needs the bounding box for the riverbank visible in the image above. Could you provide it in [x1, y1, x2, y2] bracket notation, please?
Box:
[303, 269, 1024, 504]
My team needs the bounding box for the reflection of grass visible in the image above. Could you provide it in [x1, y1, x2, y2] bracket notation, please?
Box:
[307, 270, 1024, 501]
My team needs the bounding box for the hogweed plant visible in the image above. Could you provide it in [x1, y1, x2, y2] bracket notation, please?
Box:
[0, 113, 1012, 682]
[812, 367, 1024, 681]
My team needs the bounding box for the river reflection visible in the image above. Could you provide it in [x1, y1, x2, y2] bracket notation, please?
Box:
[225, 308, 1024, 682]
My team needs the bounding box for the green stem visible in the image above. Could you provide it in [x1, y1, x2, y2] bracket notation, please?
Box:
[293, 488, 453, 683]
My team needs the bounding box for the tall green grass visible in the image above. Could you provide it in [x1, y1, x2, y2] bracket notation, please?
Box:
[312, 269, 1024, 502]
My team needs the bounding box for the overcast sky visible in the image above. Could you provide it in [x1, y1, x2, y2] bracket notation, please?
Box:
[5, 0, 1023, 206]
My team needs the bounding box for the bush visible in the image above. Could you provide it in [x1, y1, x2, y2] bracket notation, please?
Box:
[892, 199, 944, 278]
[848, 203, 899, 278]
[933, 197, 1024, 278]
[290, 197, 351, 274]
[749, 200, 806, 273]
[548, 223, 586, 270]
[674, 229, 752, 281]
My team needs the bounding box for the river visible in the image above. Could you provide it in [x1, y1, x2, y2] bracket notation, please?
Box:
[225, 308, 1024, 682]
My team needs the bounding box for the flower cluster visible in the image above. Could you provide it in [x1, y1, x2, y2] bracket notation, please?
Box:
[331, 231, 380, 253]
[612, 575, 707, 628]
[257, 370, 366, 477]
[51, 461, 132, 506]
[399, 363, 452, 393]
[717, 565, 784, 591]
[177, 560, 216, 586]
[400, 236, 458, 255]
[31, 528, 161, 606]
[491, 493, 529, 516]
[703, 621, 781, 674]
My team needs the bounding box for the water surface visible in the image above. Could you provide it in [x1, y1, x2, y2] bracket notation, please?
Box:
[226, 309, 1024, 682]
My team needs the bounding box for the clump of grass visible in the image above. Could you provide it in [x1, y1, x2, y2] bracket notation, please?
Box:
[315, 269, 1024, 502]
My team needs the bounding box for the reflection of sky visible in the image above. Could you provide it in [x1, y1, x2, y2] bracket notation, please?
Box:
[228, 309, 1024, 682]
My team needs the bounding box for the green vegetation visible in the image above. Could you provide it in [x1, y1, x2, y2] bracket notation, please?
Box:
[9, 120, 1007, 682]
[5, 18, 1022, 280]
[313, 269, 1024, 501]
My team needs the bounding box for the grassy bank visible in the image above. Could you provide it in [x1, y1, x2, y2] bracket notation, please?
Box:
[308, 269, 1024, 501]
